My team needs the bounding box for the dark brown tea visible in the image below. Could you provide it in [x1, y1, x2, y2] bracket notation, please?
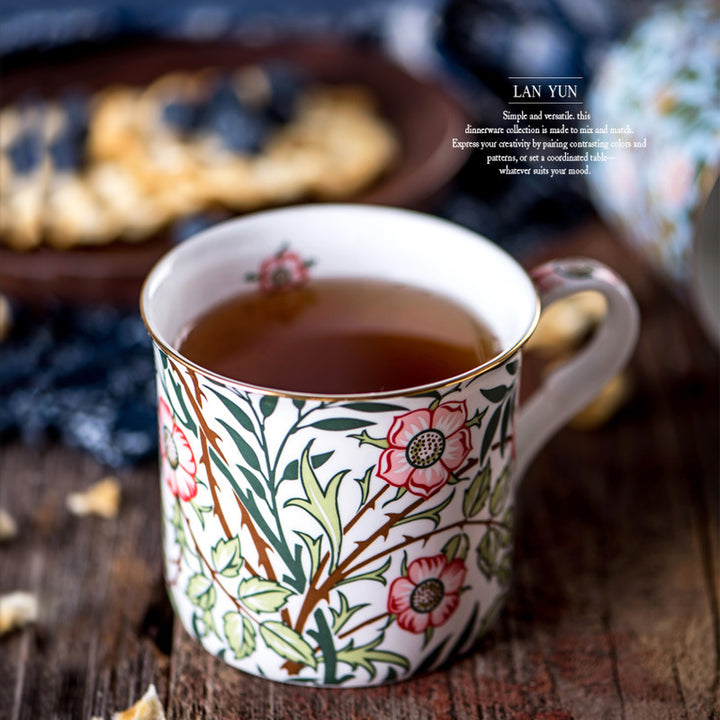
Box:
[177, 279, 500, 394]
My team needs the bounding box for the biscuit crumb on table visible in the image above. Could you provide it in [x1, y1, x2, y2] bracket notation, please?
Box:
[0, 66, 397, 251]
[88, 684, 166, 720]
[110, 685, 166, 720]
[0, 507, 18, 541]
[0, 591, 38, 636]
[66, 477, 122, 518]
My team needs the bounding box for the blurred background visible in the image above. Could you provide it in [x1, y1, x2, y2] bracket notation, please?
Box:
[0, 0, 717, 467]
[1, 2, 718, 717]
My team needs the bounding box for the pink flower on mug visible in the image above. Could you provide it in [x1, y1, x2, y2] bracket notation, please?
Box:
[388, 554, 467, 633]
[529, 262, 563, 294]
[377, 401, 472, 497]
[258, 247, 310, 293]
[159, 398, 198, 501]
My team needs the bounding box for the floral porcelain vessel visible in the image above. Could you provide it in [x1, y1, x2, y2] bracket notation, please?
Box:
[587, 1, 719, 339]
[141, 204, 639, 686]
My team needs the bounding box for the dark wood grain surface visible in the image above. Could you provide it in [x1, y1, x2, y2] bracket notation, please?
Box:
[1, 221, 718, 720]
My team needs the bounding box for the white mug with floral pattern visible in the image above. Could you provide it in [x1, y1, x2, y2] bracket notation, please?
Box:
[140, 204, 639, 687]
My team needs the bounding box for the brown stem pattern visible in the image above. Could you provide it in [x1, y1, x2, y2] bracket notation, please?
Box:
[283, 513, 500, 671]
[344, 485, 388, 533]
[346, 517, 503, 576]
[456, 457, 479, 478]
[167, 359, 290, 622]
[292, 495, 426, 634]
[491, 434, 515, 451]
[337, 611, 390, 640]
[231, 494, 292, 625]
[179, 501, 245, 617]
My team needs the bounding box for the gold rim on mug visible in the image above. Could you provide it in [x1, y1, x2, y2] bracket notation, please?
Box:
[140, 286, 541, 403]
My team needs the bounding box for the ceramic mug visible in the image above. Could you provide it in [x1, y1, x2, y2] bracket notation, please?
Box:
[140, 204, 639, 687]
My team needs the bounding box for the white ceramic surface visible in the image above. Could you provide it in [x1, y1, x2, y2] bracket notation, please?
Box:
[141, 204, 639, 686]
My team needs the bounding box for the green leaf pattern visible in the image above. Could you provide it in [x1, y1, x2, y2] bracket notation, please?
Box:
[285, 443, 345, 572]
[335, 635, 410, 679]
[239, 578, 293, 613]
[260, 621, 318, 669]
[211, 536, 243, 577]
[330, 592, 369, 634]
[187, 573, 216, 610]
[224, 612, 257, 659]
[155, 345, 521, 685]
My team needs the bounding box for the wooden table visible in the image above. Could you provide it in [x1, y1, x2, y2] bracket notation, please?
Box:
[1, 222, 718, 719]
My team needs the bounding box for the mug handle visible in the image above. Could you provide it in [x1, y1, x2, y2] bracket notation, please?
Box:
[515, 258, 640, 478]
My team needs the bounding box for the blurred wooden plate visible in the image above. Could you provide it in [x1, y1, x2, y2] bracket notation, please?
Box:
[0, 37, 469, 306]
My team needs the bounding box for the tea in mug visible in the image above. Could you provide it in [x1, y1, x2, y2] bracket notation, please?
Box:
[177, 278, 500, 394]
